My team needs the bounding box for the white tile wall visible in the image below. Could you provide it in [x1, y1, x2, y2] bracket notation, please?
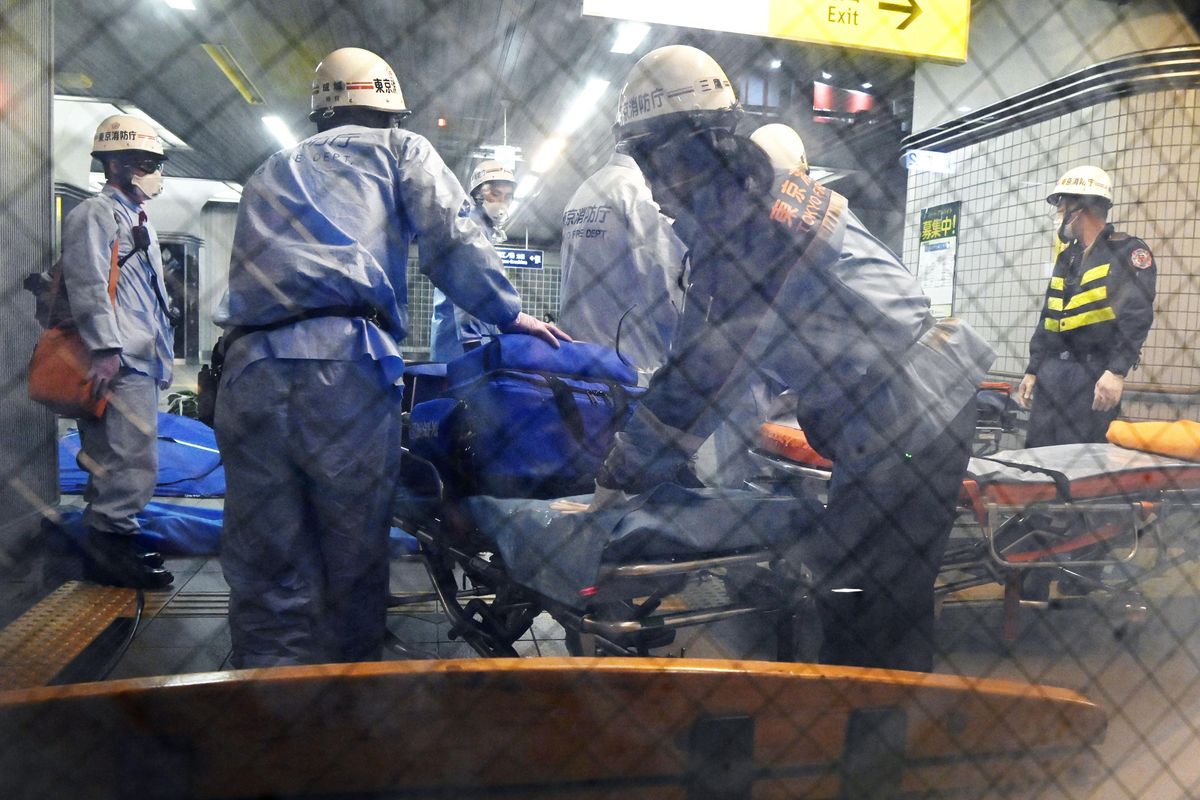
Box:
[905, 88, 1200, 419]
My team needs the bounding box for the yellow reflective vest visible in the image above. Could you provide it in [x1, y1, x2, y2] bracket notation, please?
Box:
[1027, 224, 1156, 377]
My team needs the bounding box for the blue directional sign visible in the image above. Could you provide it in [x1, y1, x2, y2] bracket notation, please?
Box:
[497, 247, 544, 270]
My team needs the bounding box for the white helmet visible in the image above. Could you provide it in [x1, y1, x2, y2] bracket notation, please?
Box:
[616, 45, 739, 138]
[90, 114, 166, 159]
[469, 160, 515, 194]
[1047, 165, 1112, 208]
[750, 123, 808, 174]
[310, 47, 408, 120]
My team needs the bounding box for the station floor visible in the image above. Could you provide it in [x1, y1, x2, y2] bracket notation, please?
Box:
[3, 527, 1200, 799]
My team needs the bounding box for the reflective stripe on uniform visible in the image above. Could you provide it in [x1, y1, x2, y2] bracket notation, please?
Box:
[1044, 318, 1060, 332]
[1050, 276, 1065, 290]
[1059, 306, 1116, 332]
[1064, 286, 1107, 311]
[1047, 297, 1063, 311]
[1080, 263, 1110, 285]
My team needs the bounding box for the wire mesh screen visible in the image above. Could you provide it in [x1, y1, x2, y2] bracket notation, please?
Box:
[2, 1, 1200, 798]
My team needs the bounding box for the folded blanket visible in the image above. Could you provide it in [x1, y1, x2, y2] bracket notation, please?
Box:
[1108, 419, 1200, 462]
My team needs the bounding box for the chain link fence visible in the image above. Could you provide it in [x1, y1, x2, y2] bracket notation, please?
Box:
[2, 1, 1200, 797]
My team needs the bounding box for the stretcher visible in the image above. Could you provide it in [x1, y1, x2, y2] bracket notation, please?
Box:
[392, 451, 823, 659]
[753, 422, 1200, 638]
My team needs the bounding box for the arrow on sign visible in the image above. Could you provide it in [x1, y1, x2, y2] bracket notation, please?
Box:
[879, 0, 921, 30]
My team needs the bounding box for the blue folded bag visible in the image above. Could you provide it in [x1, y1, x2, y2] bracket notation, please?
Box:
[411, 335, 644, 498]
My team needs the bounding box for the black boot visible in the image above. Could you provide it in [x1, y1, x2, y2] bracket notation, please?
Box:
[82, 529, 173, 590]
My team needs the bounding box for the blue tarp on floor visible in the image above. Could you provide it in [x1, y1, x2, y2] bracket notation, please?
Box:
[60, 412, 226, 497]
[57, 412, 419, 557]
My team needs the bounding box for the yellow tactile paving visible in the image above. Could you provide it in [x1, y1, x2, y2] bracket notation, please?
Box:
[0, 581, 136, 690]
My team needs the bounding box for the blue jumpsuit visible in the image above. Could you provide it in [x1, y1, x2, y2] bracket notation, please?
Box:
[602, 166, 995, 671]
[428, 204, 503, 361]
[61, 184, 174, 538]
[215, 126, 522, 667]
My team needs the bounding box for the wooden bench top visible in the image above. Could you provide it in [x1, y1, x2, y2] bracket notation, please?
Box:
[0, 657, 1105, 799]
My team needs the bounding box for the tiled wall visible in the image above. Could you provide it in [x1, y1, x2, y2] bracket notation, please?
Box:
[402, 247, 562, 361]
[904, 88, 1200, 420]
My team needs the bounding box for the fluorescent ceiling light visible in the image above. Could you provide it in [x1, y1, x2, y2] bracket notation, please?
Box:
[163, 0, 196, 9]
[492, 144, 519, 172]
[514, 175, 539, 199]
[262, 115, 298, 149]
[556, 78, 610, 136]
[861, 82, 872, 89]
[611, 22, 650, 54]
[530, 137, 567, 173]
[821, 71, 832, 80]
[769, 59, 782, 69]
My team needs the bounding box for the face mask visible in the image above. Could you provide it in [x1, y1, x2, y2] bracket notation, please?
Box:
[483, 200, 510, 228]
[131, 170, 164, 200]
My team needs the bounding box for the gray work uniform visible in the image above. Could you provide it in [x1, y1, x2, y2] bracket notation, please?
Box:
[602, 165, 994, 671]
[216, 125, 521, 668]
[559, 152, 686, 378]
[60, 184, 174, 536]
[428, 204, 503, 361]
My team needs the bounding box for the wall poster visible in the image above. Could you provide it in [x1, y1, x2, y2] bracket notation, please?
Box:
[917, 201, 960, 319]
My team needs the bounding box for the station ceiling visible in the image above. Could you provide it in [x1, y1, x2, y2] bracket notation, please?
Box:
[55, 0, 917, 243]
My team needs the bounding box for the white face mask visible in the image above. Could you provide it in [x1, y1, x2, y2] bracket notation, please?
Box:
[483, 200, 510, 228]
[131, 170, 164, 200]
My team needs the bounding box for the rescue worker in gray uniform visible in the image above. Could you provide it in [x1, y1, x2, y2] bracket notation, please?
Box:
[215, 48, 566, 668]
[559, 140, 685, 380]
[62, 114, 175, 589]
[429, 159, 515, 361]
[594, 46, 995, 672]
[1018, 166, 1156, 446]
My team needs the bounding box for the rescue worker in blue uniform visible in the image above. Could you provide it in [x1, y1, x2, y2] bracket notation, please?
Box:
[593, 46, 995, 672]
[1018, 166, 1156, 446]
[61, 114, 175, 589]
[215, 48, 567, 668]
[559, 141, 686, 380]
[429, 159, 515, 361]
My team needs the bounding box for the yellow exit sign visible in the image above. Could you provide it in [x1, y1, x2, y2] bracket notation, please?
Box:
[583, 0, 971, 63]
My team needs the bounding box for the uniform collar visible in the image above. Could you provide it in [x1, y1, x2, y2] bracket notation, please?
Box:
[102, 182, 143, 213]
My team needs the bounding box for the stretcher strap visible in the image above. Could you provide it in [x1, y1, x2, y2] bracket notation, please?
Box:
[974, 455, 1074, 503]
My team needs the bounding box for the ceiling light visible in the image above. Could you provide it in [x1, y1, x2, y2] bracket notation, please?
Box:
[531, 138, 567, 173]
[492, 144, 518, 172]
[203, 43, 266, 105]
[611, 22, 650, 54]
[821, 71, 832, 80]
[262, 115, 298, 149]
[556, 78, 610, 136]
[957, 105, 972, 113]
[163, 0, 196, 9]
[861, 82, 872, 89]
[514, 175, 539, 199]
[769, 59, 782, 69]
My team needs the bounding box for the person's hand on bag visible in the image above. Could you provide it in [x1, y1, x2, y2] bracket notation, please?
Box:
[500, 311, 573, 349]
[88, 350, 121, 398]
